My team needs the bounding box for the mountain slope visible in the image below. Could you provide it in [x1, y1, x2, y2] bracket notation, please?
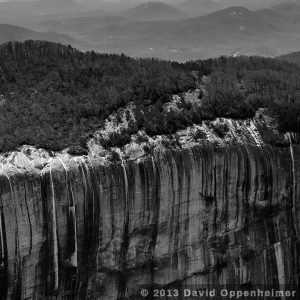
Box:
[278, 51, 300, 65]
[0, 24, 75, 45]
[177, 0, 224, 16]
[2, 1, 300, 61]
[177, 0, 282, 16]
[0, 41, 299, 154]
[35, 15, 128, 35]
[120, 1, 187, 21]
[184, 6, 278, 34]
[256, 1, 300, 31]
[0, 40, 195, 152]
[87, 6, 295, 60]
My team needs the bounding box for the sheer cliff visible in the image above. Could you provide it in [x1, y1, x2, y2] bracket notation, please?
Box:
[0, 110, 299, 299]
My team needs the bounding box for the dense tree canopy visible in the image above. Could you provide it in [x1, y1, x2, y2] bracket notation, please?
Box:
[0, 41, 195, 152]
[194, 56, 300, 133]
[0, 41, 299, 153]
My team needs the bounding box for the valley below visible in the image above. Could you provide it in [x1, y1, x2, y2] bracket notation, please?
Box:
[2, 1, 300, 61]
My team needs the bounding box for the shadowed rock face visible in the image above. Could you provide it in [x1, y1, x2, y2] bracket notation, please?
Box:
[0, 119, 299, 299]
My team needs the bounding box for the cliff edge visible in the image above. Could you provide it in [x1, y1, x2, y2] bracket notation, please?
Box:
[0, 105, 299, 299]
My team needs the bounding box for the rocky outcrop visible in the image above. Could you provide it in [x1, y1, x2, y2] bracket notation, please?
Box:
[0, 112, 299, 299]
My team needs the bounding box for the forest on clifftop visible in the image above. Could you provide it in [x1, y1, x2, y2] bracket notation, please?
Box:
[0, 40, 299, 153]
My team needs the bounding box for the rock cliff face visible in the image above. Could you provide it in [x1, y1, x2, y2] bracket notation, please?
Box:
[0, 112, 299, 299]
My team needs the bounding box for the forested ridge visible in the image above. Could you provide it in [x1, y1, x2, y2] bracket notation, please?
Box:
[0, 41, 195, 153]
[278, 51, 300, 67]
[0, 40, 299, 153]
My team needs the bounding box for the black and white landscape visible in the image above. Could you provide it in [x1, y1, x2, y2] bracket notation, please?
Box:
[0, 0, 300, 300]
[0, 0, 300, 60]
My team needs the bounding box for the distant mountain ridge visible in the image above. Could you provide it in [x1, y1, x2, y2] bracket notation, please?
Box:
[36, 15, 127, 35]
[84, 4, 300, 61]
[0, 24, 75, 46]
[256, 1, 300, 30]
[2, 1, 300, 61]
[120, 1, 187, 21]
[177, 0, 224, 16]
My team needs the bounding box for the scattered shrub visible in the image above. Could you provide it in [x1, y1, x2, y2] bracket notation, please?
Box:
[212, 123, 229, 138]
[67, 145, 88, 156]
[136, 134, 148, 144]
[108, 150, 121, 163]
[143, 145, 151, 154]
[100, 130, 132, 148]
[193, 129, 207, 140]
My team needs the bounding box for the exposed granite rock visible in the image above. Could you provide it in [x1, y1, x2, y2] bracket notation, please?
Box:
[0, 112, 299, 299]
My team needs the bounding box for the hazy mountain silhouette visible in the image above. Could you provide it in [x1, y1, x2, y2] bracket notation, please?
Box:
[188, 6, 277, 33]
[0, 24, 76, 45]
[82, 5, 300, 61]
[35, 14, 127, 35]
[257, 1, 300, 31]
[177, 0, 224, 16]
[175, 0, 278, 15]
[0, 1, 111, 34]
[120, 2, 187, 21]
[221, 0, 283, 10]
[265, 0, 300, 11]
[1, 0, 300, 61]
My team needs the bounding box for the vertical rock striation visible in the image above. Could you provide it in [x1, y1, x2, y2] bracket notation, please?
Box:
[0, 118, 299, 299]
